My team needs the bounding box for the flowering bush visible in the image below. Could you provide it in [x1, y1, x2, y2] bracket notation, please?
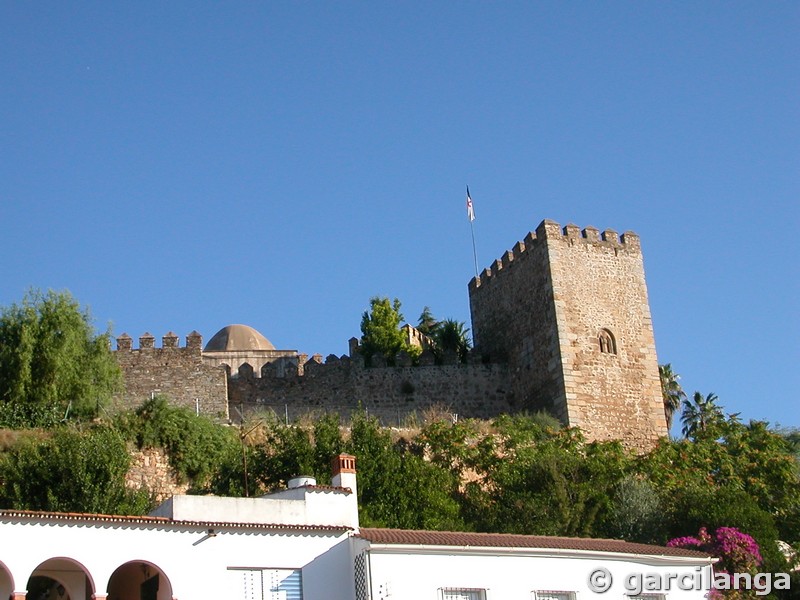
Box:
[668, 527, 764, 598]
[668, 526, 762, 574]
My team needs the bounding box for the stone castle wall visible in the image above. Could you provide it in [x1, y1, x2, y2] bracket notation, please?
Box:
[113, 218, 668, 451]
[228, 355, 515, 425]
[113, 332, 228, 419]
[468, 222, 565, 418]
[546, 222, 665, 447]
[113, 337, 514, 426]
[469, 219, 666, 451]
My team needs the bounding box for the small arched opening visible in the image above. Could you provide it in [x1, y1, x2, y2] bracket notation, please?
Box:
[26, 557, 95, 600]
[107, 560, 174, 600]
[0, 560, 15, 600]
[237, 362, 254, 378]
[598, 328, 617, 355]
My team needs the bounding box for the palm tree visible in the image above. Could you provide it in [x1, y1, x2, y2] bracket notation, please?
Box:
[432, 319, 472, 363]
[659, 363, 686, 430]
[680, 391, 724, 438]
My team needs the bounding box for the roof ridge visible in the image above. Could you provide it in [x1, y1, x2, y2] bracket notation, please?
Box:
[355, 528, 711, 558]
[0, 510, 352, 532]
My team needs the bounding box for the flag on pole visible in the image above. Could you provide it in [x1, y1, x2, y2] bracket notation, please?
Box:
[466, 186, 475, 221]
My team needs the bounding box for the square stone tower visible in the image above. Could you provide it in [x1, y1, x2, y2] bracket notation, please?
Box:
[468, 219, 667, 450]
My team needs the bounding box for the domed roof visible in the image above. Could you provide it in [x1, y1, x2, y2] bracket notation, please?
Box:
[204, 324, 275, 352]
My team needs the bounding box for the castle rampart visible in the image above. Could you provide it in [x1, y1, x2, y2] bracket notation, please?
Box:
[113, 217, 667, 451]
[227, 355, 514, 425]
[469, 219, 666, 451]
[113, 335, 513, 426]
[112, 331, 229, 419]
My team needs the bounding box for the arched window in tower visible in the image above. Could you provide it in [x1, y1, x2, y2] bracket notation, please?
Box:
[598, 329, 617, 355]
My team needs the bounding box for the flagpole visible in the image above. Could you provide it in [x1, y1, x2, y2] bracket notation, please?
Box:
[466, 186, 479, 278]
[470, 219, 479, 278]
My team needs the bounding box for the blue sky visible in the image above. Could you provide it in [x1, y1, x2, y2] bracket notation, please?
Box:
[1, 3, 798, 430]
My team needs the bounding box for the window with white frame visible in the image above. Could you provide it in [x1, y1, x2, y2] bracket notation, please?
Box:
[441, 589, 486, 600]
[228, 568, 303, 600]
[534, 591, 576, 600]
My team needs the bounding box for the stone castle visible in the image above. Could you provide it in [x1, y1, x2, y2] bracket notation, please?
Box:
[113, 219, 667, 450]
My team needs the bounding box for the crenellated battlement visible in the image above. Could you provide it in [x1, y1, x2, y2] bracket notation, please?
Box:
[111, 329, 227, 419]
[469, 219, 641, 290]
[229, 347, 490, 381]
[115, 331, 203, 352]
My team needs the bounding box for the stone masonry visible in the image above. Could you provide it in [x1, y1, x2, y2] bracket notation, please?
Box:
[469, 219, 667, 449]
[227, 355, 514, 425]
[114, 218, 668, 451]
[113, 331, 228, 419]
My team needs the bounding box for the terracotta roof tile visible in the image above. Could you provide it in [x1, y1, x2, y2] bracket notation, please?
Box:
[0, 509, 351, 532]
[356, 528, 711, 559]
[305, 485, 352, 494]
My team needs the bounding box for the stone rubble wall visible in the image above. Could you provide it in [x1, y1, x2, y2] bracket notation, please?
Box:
[125, 447, 189, 503]
[228, 358, 515, 425]
[113, 332, 228, 419]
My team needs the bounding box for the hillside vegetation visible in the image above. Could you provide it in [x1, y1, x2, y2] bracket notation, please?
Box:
[1, 398, 798, 575]
[0, 290, 798, 596]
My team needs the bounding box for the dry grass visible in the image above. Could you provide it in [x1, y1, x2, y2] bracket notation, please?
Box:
[420, 402, 457, 425]
[0, 428, 50, 451]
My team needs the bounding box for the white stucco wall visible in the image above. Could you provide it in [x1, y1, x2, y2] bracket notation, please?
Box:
[362, 547, 715, 600]
[0, 517, 356, 600]
[150, 489, 358, 529]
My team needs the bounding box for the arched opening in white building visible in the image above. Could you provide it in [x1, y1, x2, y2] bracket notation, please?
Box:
[26, 557, 94, 600]
[107, 561, 173, 600]
[0, 560, 15, 600]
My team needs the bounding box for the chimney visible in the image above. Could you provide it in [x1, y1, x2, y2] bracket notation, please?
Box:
[331, 453, 357, 497]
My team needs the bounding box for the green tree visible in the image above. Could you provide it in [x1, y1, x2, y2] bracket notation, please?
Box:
[605, 474, 665, 543]
[416, 306, 439, 336]
[0, 426, 150, 514]
[207, 441, 254, 497]
[312, 413, 345, 477]
[116, 396, 239, 490]
[643, 411, 800, 564]
[0, 289, 121, 426]
[359, 297, 415, 365]
[659, 363, 686, 431]
[464, 415, 633, 537]
[776, 427, 800, 464]
[244, 414, 346, 494]
[680, 391, 724, 438]
[347, 413, 464, 530]
[666, 486, 786, 574]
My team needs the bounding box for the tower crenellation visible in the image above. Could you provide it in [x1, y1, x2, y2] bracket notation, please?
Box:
[138, 332, 155, 349]
[116, 333, 132, 351]
[162, 331, 179, 349]
[468, 218, 666, 450]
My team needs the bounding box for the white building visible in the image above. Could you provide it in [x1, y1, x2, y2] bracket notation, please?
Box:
[354, 529, 717, 600]
[0, 454, 714, 600]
